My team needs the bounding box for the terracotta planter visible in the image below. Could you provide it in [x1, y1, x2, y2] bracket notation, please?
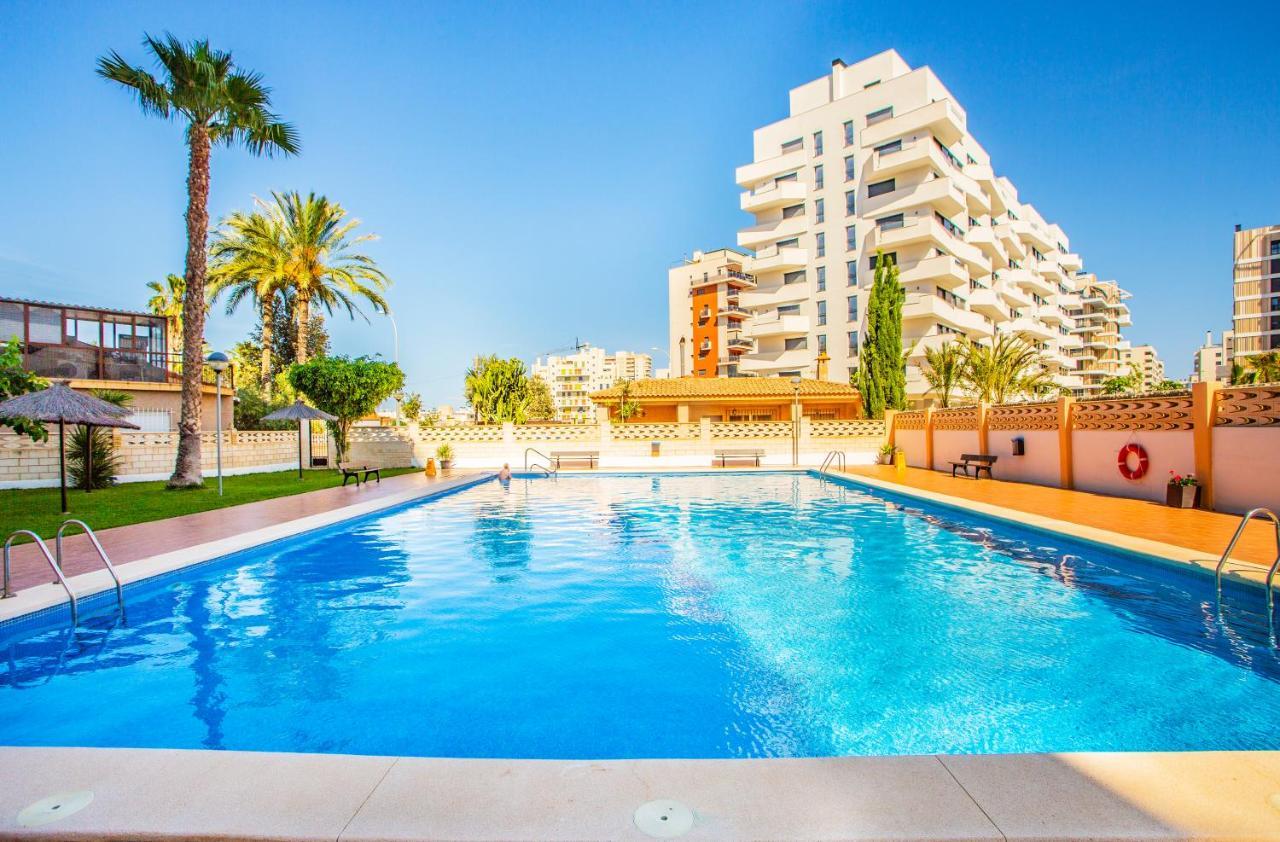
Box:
[440, 459, 453, 470]
[1166, 484, 1201, 509]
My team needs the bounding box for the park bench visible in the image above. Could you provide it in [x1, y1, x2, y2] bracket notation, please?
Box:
[339, 463, 382, 486]
[713, 449, 765, 467]
[551, 451, 599, 469]
[950, 453, 996, 479]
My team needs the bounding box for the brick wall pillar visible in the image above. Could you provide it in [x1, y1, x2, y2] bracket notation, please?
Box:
[1192, 380, 1220, 510]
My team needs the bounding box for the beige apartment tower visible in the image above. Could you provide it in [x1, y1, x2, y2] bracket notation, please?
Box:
[671, 50, 1134, 403]
[1232, 224, 1280, 363]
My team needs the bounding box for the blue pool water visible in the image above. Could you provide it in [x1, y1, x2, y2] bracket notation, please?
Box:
[1, 471, 1278, 759]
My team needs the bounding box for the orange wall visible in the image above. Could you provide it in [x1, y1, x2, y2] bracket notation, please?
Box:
[690, 287, 719, 377]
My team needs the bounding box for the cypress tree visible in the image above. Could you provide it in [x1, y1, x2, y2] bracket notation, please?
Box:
[855, 251, 906, 418]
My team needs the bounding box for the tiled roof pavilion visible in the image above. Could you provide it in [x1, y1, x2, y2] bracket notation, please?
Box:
[589, 377, 862, 422]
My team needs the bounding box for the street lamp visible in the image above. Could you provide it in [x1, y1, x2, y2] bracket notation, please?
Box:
[206, 351, 231, 496]
[385, 312, 401, 424]
[648, 346, 670, 378]
[790, 375, 802, 466]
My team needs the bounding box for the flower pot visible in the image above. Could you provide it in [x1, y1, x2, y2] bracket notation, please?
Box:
[440, 459, 453, 470]
[1166, 484, 1201, 509]
[879, 453, 893, 465]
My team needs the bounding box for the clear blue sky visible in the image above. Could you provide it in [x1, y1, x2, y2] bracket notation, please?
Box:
[2, 1, 1276, 403]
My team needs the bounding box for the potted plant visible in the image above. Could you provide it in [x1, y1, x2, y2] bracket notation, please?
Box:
[1166, 472, 1201, 508]
[436, 443, 454, 470]
[878, 443, 897, 465]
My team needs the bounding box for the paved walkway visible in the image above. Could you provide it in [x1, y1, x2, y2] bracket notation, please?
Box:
[844, 465, 1277, 567]
[3, 470, 474, 593]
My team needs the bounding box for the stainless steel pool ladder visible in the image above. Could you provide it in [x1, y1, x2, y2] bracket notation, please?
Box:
[819, 450, 847, 474]
[1214, 507, 1280, 630]
[2, 520, 125, 626]
[524, 447, 557, 476]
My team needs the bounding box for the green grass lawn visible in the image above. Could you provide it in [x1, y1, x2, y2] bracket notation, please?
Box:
[0, 467, 419, 541]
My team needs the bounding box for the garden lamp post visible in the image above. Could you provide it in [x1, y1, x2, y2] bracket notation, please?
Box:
[790, 375, 802, 466]
[206, 351, 230, 496]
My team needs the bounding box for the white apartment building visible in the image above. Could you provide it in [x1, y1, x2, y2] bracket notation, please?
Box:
[1118, 343, 1166, 391]
[692, 49, 1133, 403]
[531, 345, 653, 423]
[1192, 330, 1234, 383]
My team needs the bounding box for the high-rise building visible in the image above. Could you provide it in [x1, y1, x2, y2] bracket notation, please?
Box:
[672, 50, 1135, 403]
[531, 345, 653, 423]
[1192, 330, 1234, 383]
[1067, 275, 1133, 395]
[667, 249, 757, 378]
[1232, 224, 1280, 363]
[1118, 343, 1166, 391]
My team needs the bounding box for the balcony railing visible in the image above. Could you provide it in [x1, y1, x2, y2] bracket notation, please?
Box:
[22, 344, 224, 386]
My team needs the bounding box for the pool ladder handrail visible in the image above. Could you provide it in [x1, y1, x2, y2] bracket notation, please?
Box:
[3, 530, 80, 624]
[524, 447, 557, 475]
[57, 519, 125, 619]
[819, 450, 847, 475]
[1214, 507, 1280, 627]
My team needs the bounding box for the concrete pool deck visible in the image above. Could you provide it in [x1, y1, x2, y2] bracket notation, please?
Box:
[1, 746, 1279, 840]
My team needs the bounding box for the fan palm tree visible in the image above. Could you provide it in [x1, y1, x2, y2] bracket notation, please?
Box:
[961, 333, 1053, 404]
[921, 338, 968, 408]
[267, 191, 390, 361]
[208, 209, 290, 392]
[146, 273, 186, 357]
[98, 33, 298, 487]
[1234, 351, 1280, 385]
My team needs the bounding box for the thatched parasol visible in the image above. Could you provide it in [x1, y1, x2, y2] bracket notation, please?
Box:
[0, 381, 140, 514]
[262, 400, 337, 479]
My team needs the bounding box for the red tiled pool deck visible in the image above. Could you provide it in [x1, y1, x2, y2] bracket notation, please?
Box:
[2, 470, 481, 594]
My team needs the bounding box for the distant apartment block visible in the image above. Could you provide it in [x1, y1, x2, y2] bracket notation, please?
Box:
[671, 50, 1134, 403]
[1066, 276, 1133, 395]
[1192, 330, 1234, 383]
[1118, 343, 1166, 391]
[1232, 224, 1280, 362]
[531, 345, 653, 423]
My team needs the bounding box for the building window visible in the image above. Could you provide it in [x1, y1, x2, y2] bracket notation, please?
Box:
[876, 213, 905, 231]
[848, 331, 858, 352]
[843, 120, 854, 147]
[1271, 240, 1280, 256]
[778, 304, 801, 315]
[875, 139, 902, 155]
[844, 155, 855, 182]
[815, 198, 824, 223]
[781, 137, 804, 154]
[867, 178, 895, 198]
[784, 337, 808, 351]
[817, 301, 827, 326]
[848, 295, 858, 321]
[814, 164, 824, 189]
[845, 190, 856, 216]
[817, 334, 828, 354]
[816, 232, 825, 258]
[813, 130, 823, 156]
[846, 225, 857, 250]
[866, 106, 893, 126]
[782, 203, 805, 219]
[868, 251, 896, 270]
[846, 261, 857, 286]
[777, 237, 800, 249]
[783, 270, 806, 285]
[816, 266, 826, 292]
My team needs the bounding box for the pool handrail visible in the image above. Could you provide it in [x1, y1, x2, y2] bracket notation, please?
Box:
[1214, 507, 1280, 631]
[3, 530, 79, 624]
[819, 450, 847, 475]
[56, 519, 125, 618]
[524, 447, 556, 474]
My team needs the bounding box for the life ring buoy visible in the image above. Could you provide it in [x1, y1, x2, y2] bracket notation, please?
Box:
[1117, 443, 1149, 480]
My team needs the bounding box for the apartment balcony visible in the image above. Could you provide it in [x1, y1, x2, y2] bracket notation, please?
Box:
[738, 281, 809, 309]
[737, 215, 808, 249]
[902, 293, 988, 334]
[993, 223, 1029, 261]
[900, 254, 969, 290]
[864, 175, 967, 218]
[740, 179, 807, 213]
[860, 99, 967, 149]
[1036, 259, 1066, 283]
[968, 287, 1012, 323]
[1007, 317, 1055, 342]
[744, 313, 809, 339]
[867, 138, 950, 180]
[1003, 267, 1055, 298]
[1058, 332, 1083, 349]
[965, 226, 1010, 269]
[997, 281, 1034, 309]
[749, 244, 808, 274]
[952, 170, 990, 215]
[965, 164, 1006, 215]
[1036, 303, 1066, 324]
[691, 267, 757, 291]
[719, 302, 751, 321]
[1059, 252, 1083, 272]
[735, 148, 807, 188]
[1014, 220, 1055, 253]
[725, 335, 755, 355]
[737, 348, 812, 374]
[1058, 292, 1082, 309]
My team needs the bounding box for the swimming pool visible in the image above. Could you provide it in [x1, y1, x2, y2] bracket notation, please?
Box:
[1, 471, 1278, 759]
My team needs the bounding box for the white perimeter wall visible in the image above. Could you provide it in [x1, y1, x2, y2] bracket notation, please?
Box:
[987, 430, 1060, 488]
[1072, 430, 1195, 503]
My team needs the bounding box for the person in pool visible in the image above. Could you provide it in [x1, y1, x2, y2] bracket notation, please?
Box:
[498, 463, 512, 482]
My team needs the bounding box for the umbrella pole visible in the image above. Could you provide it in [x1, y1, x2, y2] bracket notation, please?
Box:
[58, 418, 68, 515]
[298, 420, 304, 480]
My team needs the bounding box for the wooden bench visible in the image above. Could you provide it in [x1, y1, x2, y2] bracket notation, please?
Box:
[950, 453, 996, 479]
[713, 449, 765, 467]
[552, 451, 599, 470]
[339, 463, 381, 486]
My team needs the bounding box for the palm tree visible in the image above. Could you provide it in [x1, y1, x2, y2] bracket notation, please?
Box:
[922, 338, 968, 408]
[98, 34, 298, 487]
[267, 191, 390, 360]
[961, 333, 1053, 404]
[208, 210, 289, 392]
[1234, 351, 1280, 385]
[145, 273, 186, 357]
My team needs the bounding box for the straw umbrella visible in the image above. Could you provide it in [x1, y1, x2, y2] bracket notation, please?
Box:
[262, 400, 337, 479]
[0, 381, 140, 514]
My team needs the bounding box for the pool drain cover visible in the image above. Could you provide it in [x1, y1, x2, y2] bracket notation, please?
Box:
[634, 799, 693, 838]
[17, 790, 94, 827]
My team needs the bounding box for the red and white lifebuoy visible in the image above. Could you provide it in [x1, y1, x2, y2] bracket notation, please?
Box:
[1117, 443, 1149, 480]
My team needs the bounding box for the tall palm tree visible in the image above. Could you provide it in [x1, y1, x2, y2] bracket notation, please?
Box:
[961, 333, 1054, 404]
[922, 338, 968, 408]
[146, 273, 186, 357]
[1234, 351, 1280, 385]
[268, 191, 391, 359]
[98, 34, 298, 487]
[208, 210, 289, 392]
